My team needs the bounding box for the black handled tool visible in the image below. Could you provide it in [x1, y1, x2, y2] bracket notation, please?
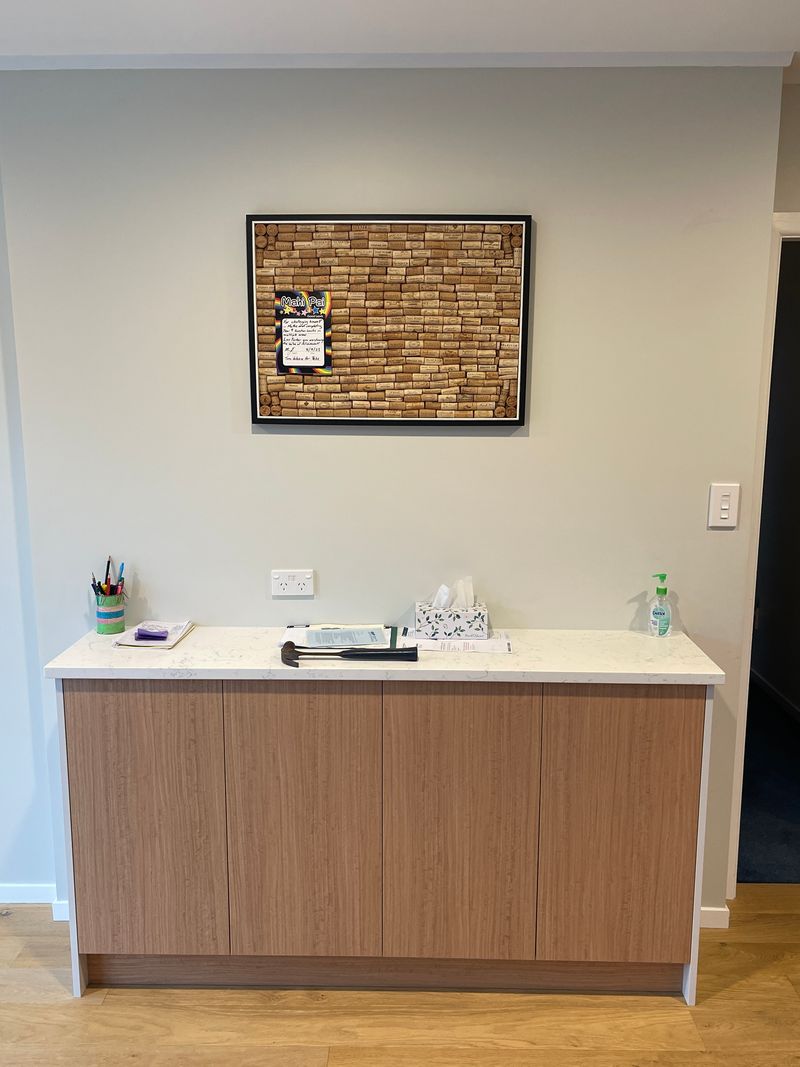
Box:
[281, 640, 418, 667]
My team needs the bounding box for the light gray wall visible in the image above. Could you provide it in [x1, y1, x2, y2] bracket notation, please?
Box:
[775, 84, 800, 211]
[0, 67, 782, 908]
[0, 166, 55, 900]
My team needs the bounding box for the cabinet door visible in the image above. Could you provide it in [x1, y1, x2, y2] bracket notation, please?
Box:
[64, 680, 229, 955]
[383, 682, 541, 960]
[225, 681, 382, 956]
[537, 684, 705, 963]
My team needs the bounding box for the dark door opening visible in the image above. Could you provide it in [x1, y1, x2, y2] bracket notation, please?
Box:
[738, 238, 800, 883]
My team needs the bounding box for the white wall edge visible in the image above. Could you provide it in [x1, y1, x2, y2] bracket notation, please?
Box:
[701, 904, 731, 929]
[55, 678, 86, 995]
[0, 50, 792, 71]
[683, 687, 715, 1005]
[0, 882, 56, 904]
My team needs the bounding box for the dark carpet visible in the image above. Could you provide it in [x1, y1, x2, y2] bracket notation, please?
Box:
[737, 677, 800, 882]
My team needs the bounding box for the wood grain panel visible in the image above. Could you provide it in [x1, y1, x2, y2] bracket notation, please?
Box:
[86, 953, 682, 992]
[63, 679, 228, 955]
[383, 682, 541, 960]
[537, 683, 705, 963]
[224, 681, 382, 956]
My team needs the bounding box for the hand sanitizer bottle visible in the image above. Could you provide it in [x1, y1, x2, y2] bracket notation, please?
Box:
[648, 573, 672, 637]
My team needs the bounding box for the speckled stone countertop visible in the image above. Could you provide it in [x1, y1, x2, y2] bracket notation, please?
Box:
[45, 627, 724, 685]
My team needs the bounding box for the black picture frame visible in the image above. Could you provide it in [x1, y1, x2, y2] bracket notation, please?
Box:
[247, 214, 532, 428]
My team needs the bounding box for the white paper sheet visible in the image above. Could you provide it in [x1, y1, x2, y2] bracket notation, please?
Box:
[281, 316, 326, 366]
[281, 625, 390, 648]
[399, 629, 513, 653]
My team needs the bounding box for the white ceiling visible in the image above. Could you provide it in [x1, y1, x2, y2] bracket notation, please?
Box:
[0, 0, 797, 69]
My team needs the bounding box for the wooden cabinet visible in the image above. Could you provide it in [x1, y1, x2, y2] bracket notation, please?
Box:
[536, 683, 705, 963]
[64, 680, 229, 955]
[383, 682, 541, 960]
[62, 675, 708, 995]
[224, 681, 382, 956]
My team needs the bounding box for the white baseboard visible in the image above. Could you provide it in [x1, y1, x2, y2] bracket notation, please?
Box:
[32, 901, 738, 928]
[701, 904, 730, 929]
[2, 893, 732, 929]
[0, 882, 56, 905]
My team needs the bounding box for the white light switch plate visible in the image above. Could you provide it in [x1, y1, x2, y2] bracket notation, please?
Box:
[271, 569, 315, 597]
[708, 483, 740, 529]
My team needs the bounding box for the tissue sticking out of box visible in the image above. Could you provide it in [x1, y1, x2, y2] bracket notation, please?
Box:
[417, 577, 488, 639]
[430, 576, 475, 610]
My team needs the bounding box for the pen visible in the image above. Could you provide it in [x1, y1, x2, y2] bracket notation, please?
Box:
[92, 558, 127, 597]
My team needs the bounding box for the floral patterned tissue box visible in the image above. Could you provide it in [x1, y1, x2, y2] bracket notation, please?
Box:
[414, 602, 489, 639]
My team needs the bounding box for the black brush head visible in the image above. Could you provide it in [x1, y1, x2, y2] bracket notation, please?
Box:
[281, 640, 300, 666]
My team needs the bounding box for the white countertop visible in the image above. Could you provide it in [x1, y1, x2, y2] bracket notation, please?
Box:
[44, 627, 724, 685]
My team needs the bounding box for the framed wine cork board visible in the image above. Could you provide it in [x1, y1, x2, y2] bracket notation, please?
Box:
[247, 214, 532, 426]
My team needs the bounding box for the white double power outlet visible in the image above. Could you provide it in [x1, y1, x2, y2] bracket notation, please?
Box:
[271, 569, 315, 598]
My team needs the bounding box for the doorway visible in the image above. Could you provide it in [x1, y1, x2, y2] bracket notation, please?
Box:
[738, 238, 800, 883]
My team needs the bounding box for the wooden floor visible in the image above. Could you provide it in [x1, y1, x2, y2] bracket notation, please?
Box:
[2, 885, 800, 1066]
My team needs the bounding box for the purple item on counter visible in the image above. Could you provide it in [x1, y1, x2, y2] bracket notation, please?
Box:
[135, 624, 169, 641]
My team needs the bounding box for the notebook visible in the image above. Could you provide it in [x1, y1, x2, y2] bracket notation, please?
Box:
[112, 620, 195, 649]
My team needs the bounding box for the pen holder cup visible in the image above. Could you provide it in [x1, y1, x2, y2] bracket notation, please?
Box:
[96, 594, 125, 635]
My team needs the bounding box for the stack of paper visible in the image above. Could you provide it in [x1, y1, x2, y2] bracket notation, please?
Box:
[280, 625, 392, 648]
[113, 621, 195, 649]
[399, 629, 513, 654]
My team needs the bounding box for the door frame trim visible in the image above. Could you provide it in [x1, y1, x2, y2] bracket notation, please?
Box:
[727, 212, 800, 900]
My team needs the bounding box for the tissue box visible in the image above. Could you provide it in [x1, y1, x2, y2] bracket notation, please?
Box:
[415, 601, 489, 639]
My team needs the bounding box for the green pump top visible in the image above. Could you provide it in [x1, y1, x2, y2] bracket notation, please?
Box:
[652, 573, 668, 597]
